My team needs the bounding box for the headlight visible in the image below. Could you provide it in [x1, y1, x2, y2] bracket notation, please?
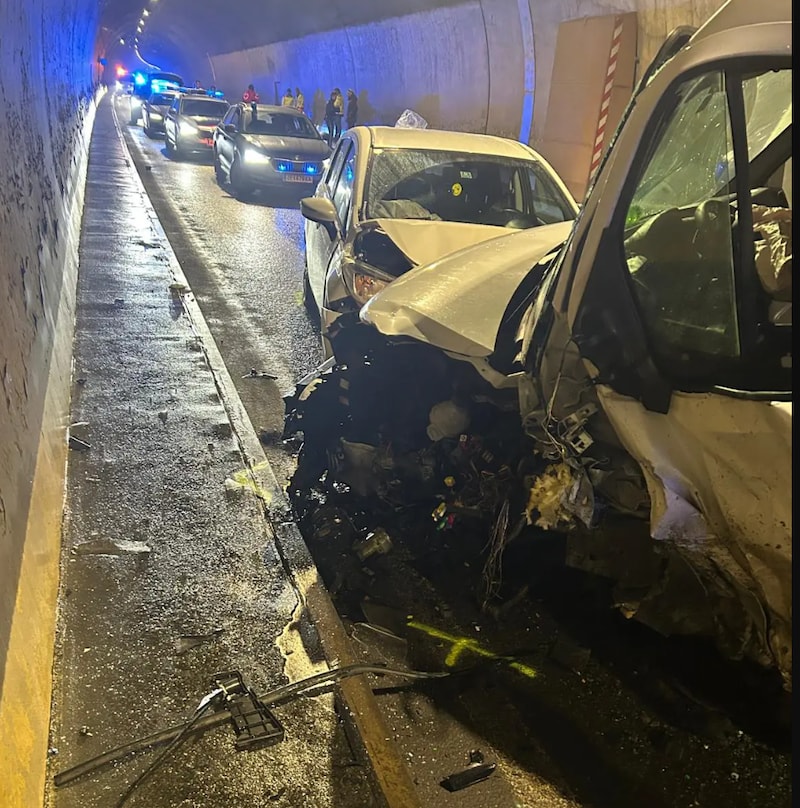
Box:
[351, 272, 390, 305]
[179, 121, 199, 136]
[150, 112, 162, 121]
[244, 149, 270, 164]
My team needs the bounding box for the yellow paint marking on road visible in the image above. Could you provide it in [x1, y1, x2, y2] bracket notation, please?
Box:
[230, 462, 274, 504]
[406, 619, 538, 679]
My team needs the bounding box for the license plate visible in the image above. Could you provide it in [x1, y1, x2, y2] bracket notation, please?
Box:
[283, 174, 314, 183]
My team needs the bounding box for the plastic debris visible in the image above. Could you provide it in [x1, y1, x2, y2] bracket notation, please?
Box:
[395, 109, 428, 129]
[243, 368, 278, 380]
[440, 749, 496, 792]
[175, 628, 225, 655]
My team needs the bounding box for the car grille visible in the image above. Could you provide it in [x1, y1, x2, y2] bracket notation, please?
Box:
[272, 159, 322, 176]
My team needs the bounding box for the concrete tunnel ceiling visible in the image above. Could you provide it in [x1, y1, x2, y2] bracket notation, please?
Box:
[100, 0, 470, 77]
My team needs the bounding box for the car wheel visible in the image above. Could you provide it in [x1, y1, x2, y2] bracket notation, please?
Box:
[130, 107, 139, 125]
[165, 136, 174, 155]
[143, 119, 152, 138]
[230, 157, 252, 199]
[172, 136, 182, 159]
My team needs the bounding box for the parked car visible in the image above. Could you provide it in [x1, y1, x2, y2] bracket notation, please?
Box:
[164, 92, 230, 156]
[300, 126, 578, 356]
[141, 90, 179, 137]
[286, 0, 792, 688]
[212, 103, 331, 200]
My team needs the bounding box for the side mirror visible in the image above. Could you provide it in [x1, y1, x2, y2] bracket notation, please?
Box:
[300, 197, 338, 238]
[224, 123, 236, 134]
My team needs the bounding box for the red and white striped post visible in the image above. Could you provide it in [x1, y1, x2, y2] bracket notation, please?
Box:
[588, 15, 625, 185]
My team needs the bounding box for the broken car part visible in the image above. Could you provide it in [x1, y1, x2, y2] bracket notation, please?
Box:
[54, 663, 448, 789]
[440, 749, 497, 792]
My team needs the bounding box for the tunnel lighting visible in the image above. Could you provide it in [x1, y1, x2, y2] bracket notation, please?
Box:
[116, 65, 127, 77]
[119, 38, 125, 44]
[143, 9, 150, 16]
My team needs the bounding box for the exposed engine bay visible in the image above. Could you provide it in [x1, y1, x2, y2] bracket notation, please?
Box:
[283, 319, 784, 682]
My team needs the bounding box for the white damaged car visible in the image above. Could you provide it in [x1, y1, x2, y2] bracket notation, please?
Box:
[287, 1, 792, 687]
[299, 126, 578, 356]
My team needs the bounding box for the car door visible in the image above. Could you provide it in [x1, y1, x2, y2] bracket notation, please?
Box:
[304, 138, 355, 308]
[215, 106, 240, 172]
[528, 55, 792, 680]
[164, 97, 179, 143]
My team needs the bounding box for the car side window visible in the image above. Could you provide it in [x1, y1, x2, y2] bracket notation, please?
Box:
[331, 144, 356, 228]
[324, 141, 349, 189]
[222, 107, 236, 126]
[620, 66, 791, 391]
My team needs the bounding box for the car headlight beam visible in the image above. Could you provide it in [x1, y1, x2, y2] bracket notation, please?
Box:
[244, 148, 270, 164]
[179, 121, 199, 136]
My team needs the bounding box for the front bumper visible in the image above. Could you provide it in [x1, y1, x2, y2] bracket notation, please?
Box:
[178, 128, 216, 151]
[239, 155, 323, 189]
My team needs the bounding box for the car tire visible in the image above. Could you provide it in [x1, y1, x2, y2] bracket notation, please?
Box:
[143, 120, 153, 138]
[165, 136, 174, 155]
[230, 157, 252, 200]
[130, 107, 139, 125]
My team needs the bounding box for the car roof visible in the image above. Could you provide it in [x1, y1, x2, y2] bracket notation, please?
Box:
[236, 103, 305, 116]
[358, 125, 535, 159]
[690, 0, 791, 44]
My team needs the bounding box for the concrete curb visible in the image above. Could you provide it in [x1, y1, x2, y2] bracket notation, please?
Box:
[111, 97, 421, 808]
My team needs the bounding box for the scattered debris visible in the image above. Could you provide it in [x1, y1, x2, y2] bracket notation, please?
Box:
[243, 368, 278, 380]
[68, 436, 91, 452]
[175, 628, 225, 655]
[440, 749, 496, 792]
[73, 538, 151, 556]
[168, 282, 188, 294]
[157, 410, 168, 424]
[113, 298, 125, 307]
[79, 726, 93, 737]
[353, 528, 393, 561]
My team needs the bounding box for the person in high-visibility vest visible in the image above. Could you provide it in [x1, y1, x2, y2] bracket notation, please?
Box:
[281, 88, 294, 106]
[294, 87, 305, 114]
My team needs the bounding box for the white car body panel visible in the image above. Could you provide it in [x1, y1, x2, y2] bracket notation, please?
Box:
[361, 221, 573, 356]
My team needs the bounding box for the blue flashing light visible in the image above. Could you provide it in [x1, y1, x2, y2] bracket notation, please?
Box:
[275, 161, 292, 173]
[133, 71, 147, 86]
[304, 163, 319, 175]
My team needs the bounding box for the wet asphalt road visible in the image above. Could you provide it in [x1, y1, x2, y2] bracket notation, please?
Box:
[117, 97, 323, 489]
[110, 93, 792, 808]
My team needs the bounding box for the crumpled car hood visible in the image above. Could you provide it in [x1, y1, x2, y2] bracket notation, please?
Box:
[361, 221, 573, 356]
[366, 219, 510, 270]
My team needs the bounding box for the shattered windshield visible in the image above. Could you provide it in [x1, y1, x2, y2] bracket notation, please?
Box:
[629, 68, 792, 220]
[367, 149, 575, 228]
[181, 98, 228, 118]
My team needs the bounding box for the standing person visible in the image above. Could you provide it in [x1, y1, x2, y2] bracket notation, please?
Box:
[324, 91, 338, 146]
[242, 83, 259, 103]
[294, 87, 305, 114]
[345, 89, 358, 130]
[332, 88, 344, 141]
[194, 79, 202, 89]
[281, 87, 294, 106]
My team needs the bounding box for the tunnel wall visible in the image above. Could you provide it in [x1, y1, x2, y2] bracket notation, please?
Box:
[207, 0, 726, 148]
[210, 0, 528, 138]
[0, 1, 97, 805]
